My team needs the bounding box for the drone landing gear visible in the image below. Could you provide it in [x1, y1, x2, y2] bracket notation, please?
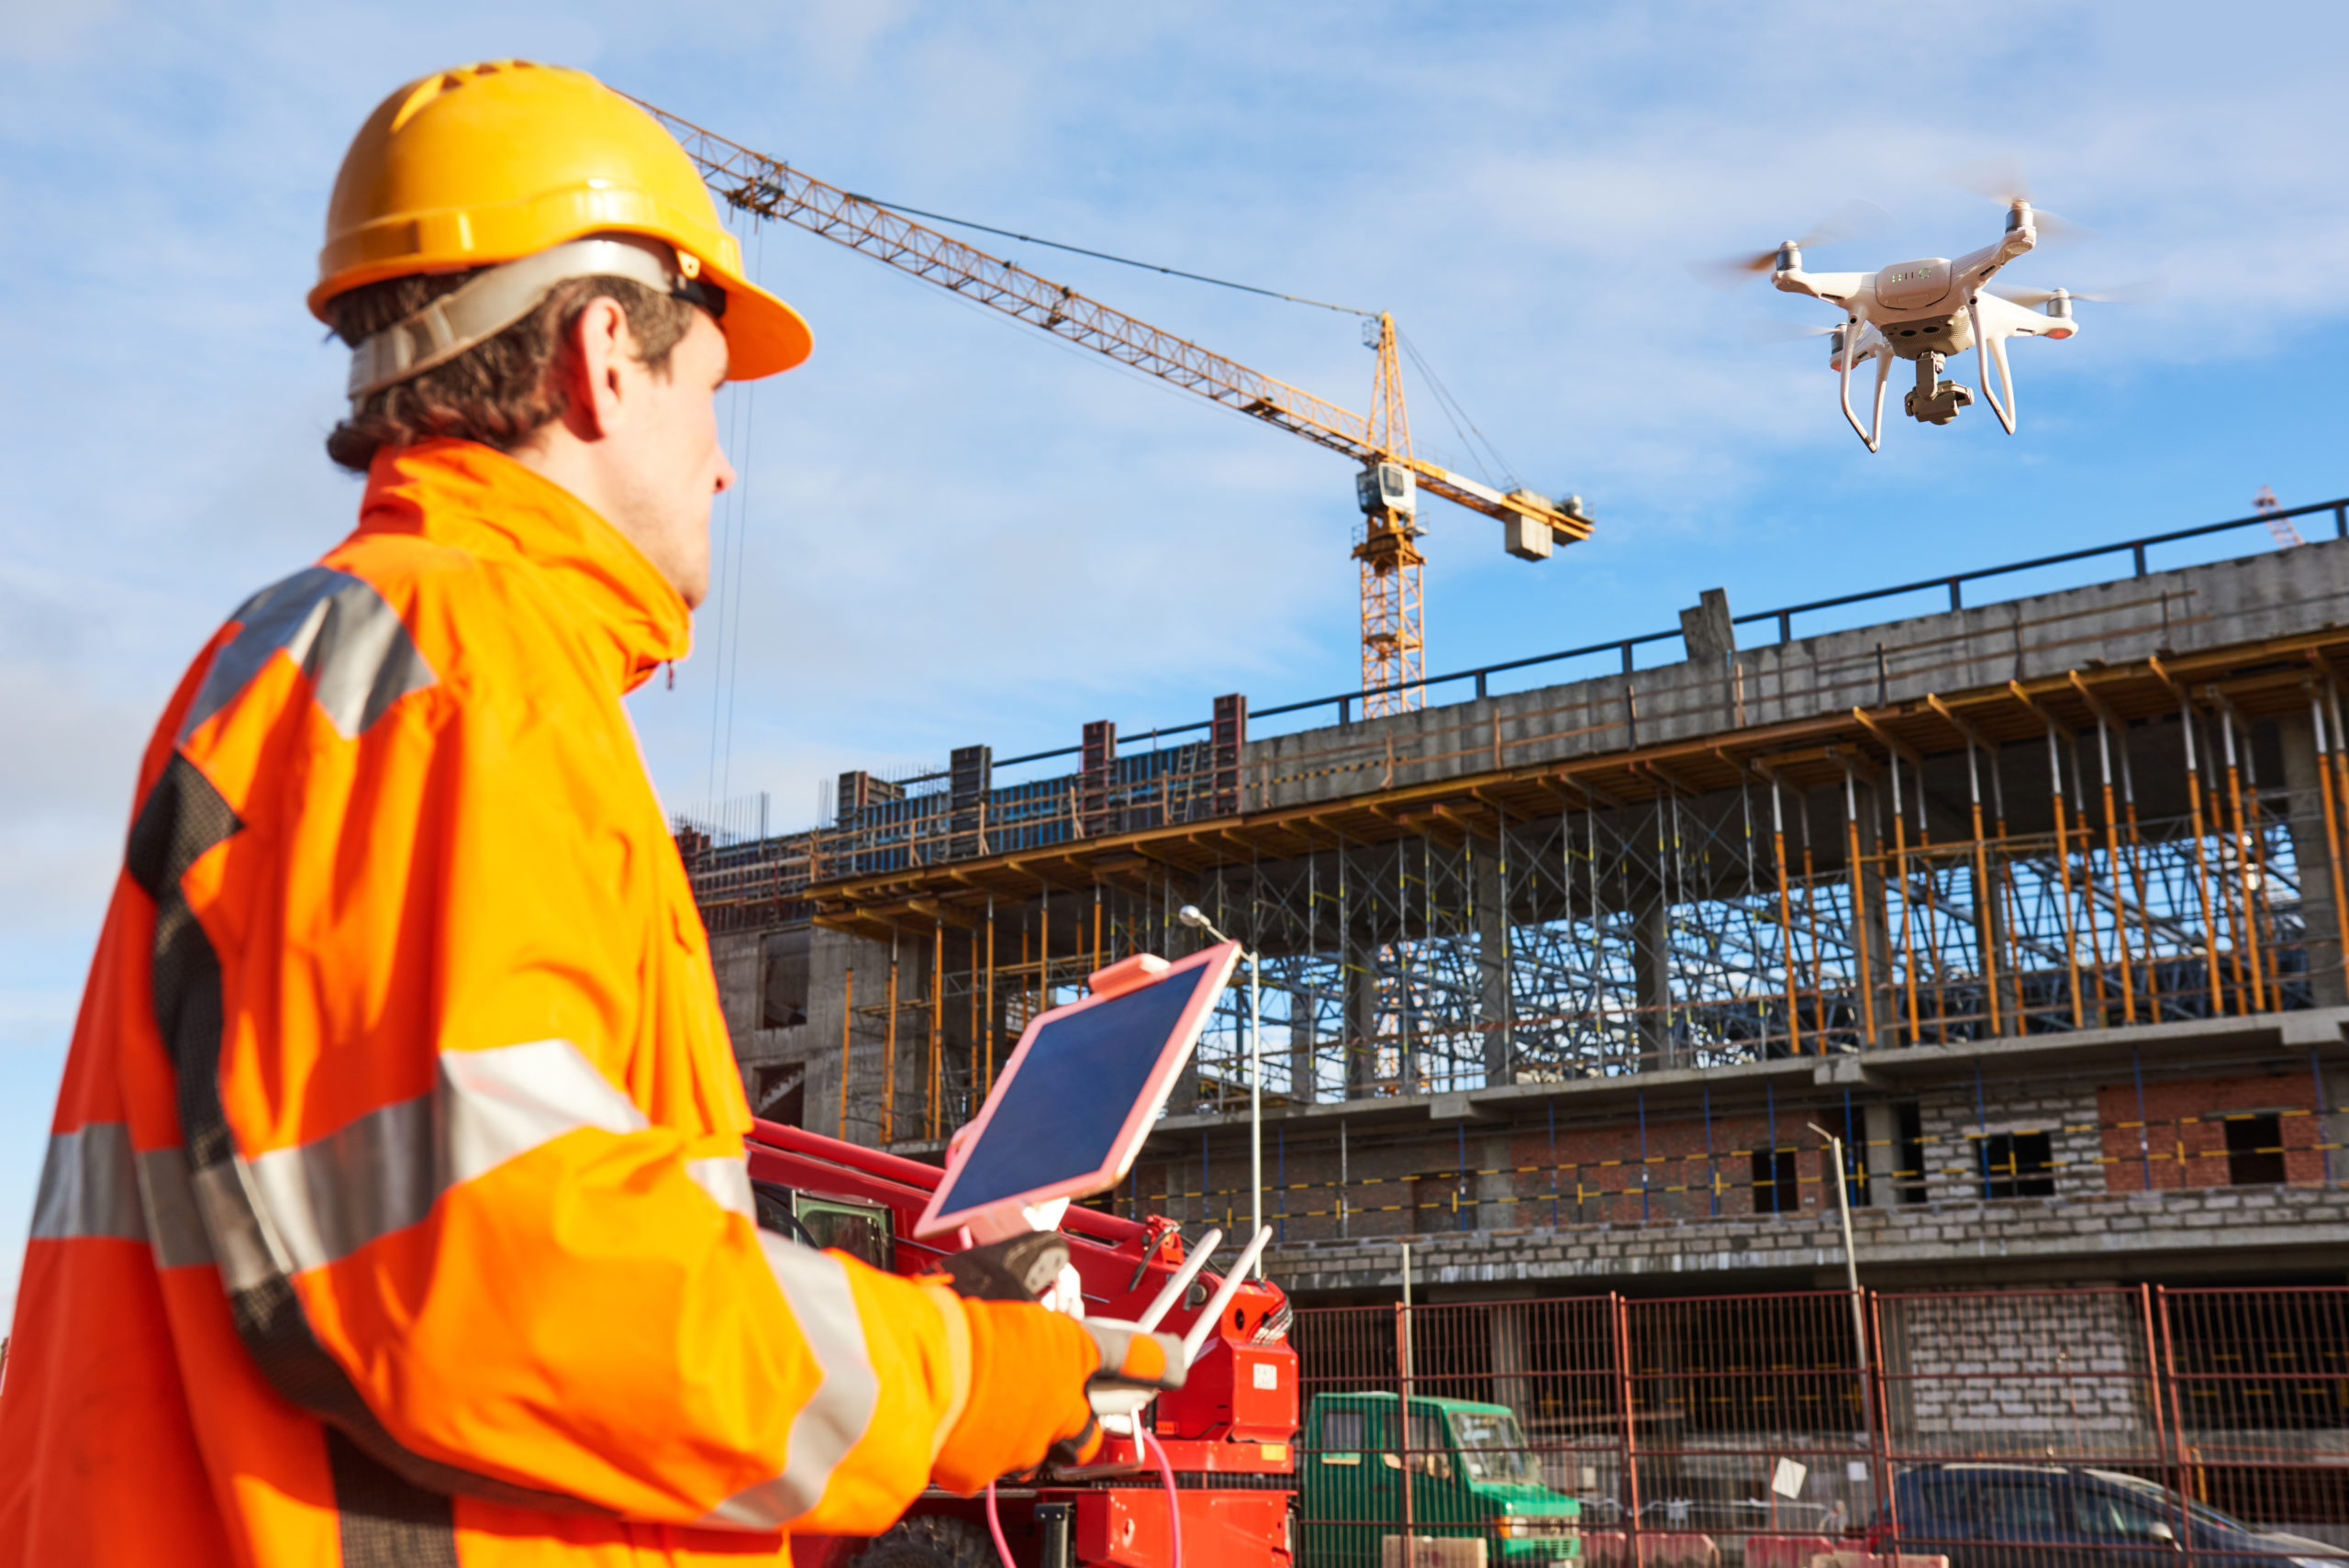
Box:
[1966, 296, 2019, 434]
[1903, 350, 1975, 426]
[1837, 330, 1892, 452]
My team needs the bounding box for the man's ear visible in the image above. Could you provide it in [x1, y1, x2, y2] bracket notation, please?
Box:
[561, 295, 635, 442]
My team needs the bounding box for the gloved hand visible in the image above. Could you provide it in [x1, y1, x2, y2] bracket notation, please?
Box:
[926, 1237, 1190, 1491]
[1048, 1319, 1187, 1469]
[930, 1297, 1103, 1495]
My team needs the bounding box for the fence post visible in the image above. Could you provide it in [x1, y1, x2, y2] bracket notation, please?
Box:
[1397, 1246, 1415, 1565]
[1866, 1291, 1896, 1536]
[1611, 1292, 1642, 1568]
[2138, 1284, 2174, 1504]
[2151, 1286, 2199, 1568]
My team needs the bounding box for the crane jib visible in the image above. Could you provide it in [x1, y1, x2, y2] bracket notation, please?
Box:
[635, 97, 1573, 535]
[651, 106, 1377, 454]
[625, 93, 1589, 717]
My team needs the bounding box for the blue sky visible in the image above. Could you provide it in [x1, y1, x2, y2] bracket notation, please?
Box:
[4, 0, 2345, 1310]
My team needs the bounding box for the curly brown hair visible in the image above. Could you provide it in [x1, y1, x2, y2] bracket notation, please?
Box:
[323, 268, 699, 473]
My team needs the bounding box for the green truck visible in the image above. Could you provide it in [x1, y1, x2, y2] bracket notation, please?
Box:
[1300, 1392, 1582, 1567]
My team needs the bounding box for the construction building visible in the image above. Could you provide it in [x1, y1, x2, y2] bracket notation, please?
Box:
[680, 501, 2349, 1311]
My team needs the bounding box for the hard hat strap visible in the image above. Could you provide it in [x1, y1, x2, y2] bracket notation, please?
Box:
[345, 236, 717, 403]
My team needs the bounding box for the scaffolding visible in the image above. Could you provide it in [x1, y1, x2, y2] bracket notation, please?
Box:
[674, 499, 2349, 1152]
[792, 639, 2349, 1149]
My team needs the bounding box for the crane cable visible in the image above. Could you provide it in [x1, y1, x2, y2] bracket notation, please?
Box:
[1397, 328, 1520, 495]
[856, 195, 1520, 494]
[845, 192, 1375, 319]
[702, 216, 766, 827]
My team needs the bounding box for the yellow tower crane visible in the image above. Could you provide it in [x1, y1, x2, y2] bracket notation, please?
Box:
[637, 100, 1594, 715]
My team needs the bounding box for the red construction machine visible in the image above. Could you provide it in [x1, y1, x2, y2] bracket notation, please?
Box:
[750, 938, 1299, 1567]
[751, 1121, 1298, 1568]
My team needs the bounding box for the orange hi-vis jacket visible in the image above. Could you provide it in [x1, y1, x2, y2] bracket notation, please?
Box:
[0, 440, 988, 1565]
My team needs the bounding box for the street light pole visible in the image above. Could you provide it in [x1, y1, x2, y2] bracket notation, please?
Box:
[1810, 1121, 1877, 1522]
[1180, 905, 1264, 1276]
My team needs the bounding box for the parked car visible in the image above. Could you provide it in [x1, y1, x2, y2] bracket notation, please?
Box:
[1302, 1392, 1582, 1566]
[1887, 1463, 2344, 1568]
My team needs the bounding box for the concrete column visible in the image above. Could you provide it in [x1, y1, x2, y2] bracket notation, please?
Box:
[1475, 1132, 1518, 1231]
[2279, 712, 2348, 1007]
[1475, 840, 1513, 1085]
[1490, 1302, 1531, 1420]
[1864, 1099, 1901, 1207]
[1854, 779, 1895, 1048]
[1288, 987, 1319, 1106]
[1347, 937, 1383, 1096]
[1632, 895, 1676, 1069]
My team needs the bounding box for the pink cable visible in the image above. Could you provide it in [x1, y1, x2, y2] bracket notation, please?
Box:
[1139, 1428, 1184, 1568]
[985, 1478, 1016, 1568]
[985, 1430, 1183, 1568]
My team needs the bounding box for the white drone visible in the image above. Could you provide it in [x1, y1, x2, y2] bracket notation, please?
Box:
[1722, 188, 2119, 450]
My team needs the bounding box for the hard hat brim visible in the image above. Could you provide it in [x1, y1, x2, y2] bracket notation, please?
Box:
[703, 260, 811, 380]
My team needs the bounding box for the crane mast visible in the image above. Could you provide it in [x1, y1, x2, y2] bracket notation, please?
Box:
[1358, 314, 1422, 711]
[634, 99, 1592, 714]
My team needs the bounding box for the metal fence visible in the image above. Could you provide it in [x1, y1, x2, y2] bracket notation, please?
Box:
[1289, 1287, 2349, 1568]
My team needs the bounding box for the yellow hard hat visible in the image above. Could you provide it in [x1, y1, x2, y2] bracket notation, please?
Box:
[312, 60, 809, 382]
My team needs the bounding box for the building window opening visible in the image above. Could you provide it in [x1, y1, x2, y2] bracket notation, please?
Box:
[1752, 1146, 1799, 1214]
[1978, 1130, 2054, 1199]
[1895, 1101, 1927, 1204]
[1412, 1171, 1475, 1233]
[751, 1062, 806, 1128]
[762, 927, 811, 1029]
[2224, 1112, 2286, 1186]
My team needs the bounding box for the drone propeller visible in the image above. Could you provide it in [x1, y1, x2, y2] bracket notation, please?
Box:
[1946, 153, 2038, 206]
[1943, 156, 2090, 243]
[1692, 198, 1889, 289]
[1743, 317, 1841, 345]
[1989, 279, 2165, 307]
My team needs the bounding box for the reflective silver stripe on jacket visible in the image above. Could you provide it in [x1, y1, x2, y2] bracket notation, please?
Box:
[32, 1125, 215, 1269]
[687, 1156, 755, 1218]
[39, 1054, 755, 1307]
[32, 1124, 146, 1243]
[138, 1145, 215, 1269]
[181, 566, 435, 742]
[196, 1039, 725, 1287]
[696, 1235, 882, 1529]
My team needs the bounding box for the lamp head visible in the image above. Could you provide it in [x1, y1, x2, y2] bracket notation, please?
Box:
[1176, 905, 1210, 930]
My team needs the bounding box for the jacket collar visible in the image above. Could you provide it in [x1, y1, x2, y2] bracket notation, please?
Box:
[357, 439, 692, 693]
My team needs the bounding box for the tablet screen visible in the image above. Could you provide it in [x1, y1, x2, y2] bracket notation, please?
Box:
[930, 965, 1214, 1217]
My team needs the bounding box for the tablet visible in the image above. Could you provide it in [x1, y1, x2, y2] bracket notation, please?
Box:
[914, 940, 1240, 1240]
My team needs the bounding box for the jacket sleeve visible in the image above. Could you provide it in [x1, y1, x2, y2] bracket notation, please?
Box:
[158, 558, 996, 1534]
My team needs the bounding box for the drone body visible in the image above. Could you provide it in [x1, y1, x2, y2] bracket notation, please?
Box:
[1769, 202, 2082, 450]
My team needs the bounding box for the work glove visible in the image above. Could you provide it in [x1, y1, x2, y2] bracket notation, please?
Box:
[930, 1296, 1104, 1494]
[927, 1237, 1187, 1493]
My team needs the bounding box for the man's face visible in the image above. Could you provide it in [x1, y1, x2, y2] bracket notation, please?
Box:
[613, 308, 734, 608]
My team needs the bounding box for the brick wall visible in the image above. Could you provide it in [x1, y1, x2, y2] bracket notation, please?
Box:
[2096, 1070, 2331, 1192]
[1880, 1289, 2154, 1451]
[1264, 1184, 2349, 1296]
[1918, 1084, 2103, 1203]
[1506, 1112, 1833, 1225]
